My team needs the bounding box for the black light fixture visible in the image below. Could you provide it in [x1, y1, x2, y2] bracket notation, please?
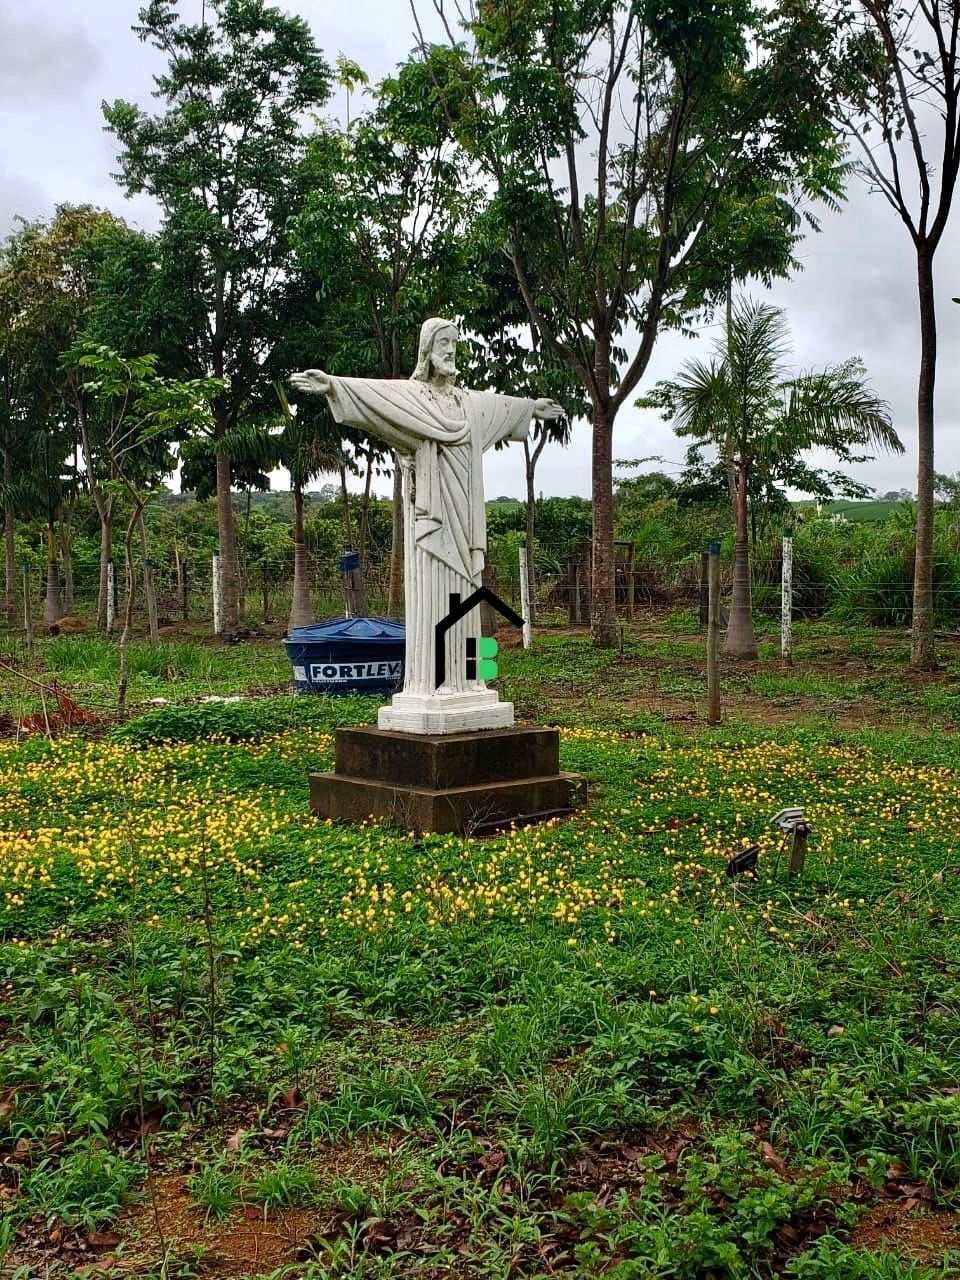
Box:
[726, 844, 760, 878]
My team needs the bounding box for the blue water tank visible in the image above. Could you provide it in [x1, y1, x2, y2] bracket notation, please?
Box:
[282, 617, 405, 696]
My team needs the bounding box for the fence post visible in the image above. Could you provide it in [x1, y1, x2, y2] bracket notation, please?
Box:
[181, 558, 190, 622]
[212, 554, 222, 635]
[480, 554, 497, 637]
[22, 564, 33, 651]
[519, 541, 532, 649]
[707, 541, 721, 726]
[699, 551, 710, 628]
[625, 542, 636, 623]
[781, 529, 793, 663]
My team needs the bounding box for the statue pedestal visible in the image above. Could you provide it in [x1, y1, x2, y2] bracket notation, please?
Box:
[378, 688, 514, 735]
[310, 725, 584, 835]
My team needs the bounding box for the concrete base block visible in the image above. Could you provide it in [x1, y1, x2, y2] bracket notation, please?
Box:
[310, 724, 584, 835]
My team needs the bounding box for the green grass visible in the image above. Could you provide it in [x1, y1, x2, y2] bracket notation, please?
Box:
[2, 625, 960, 1276]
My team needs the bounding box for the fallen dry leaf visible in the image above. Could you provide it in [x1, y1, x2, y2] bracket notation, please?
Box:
[760, 1141, 789, 1177]
[85, 1231, 121, 1253]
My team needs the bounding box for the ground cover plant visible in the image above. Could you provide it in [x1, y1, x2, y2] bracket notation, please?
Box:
[1, 627, 960, 1277]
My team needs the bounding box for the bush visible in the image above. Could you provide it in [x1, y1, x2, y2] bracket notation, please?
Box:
[831, 509, 960, 627]
[108, 693, 381, 745]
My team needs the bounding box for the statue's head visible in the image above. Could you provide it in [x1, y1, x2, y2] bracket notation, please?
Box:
[412, 318, 459, 383]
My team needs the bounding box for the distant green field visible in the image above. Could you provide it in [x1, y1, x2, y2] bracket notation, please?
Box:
[794, 499, 907, 523]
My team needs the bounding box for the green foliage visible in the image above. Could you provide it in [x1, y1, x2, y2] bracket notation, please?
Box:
[16, 1144, 144, 1231]
[108, 693, 380, 745]
[640, 297, 902, 544]
[5, 629, 960, 1274]
[832, 510, 960, 628]
[186, 1161, 243, 1222]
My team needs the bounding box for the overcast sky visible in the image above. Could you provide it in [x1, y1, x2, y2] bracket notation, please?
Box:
[4, 0, 960, 503]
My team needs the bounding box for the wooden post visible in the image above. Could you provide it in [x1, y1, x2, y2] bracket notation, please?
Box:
[261, 566, 271, 625]
[707, 541, 721, 726]
[212, 554, 222, 635]
[480, 554, 497, 637]
[625, 542, 636, 623]
[781, 529, 793, 663]
[106, 561, 115, 633]
[341, 546, 366, 618]
[181, 558, 190, 622]
[788, 821, 809, 876]
[699, 551, 710, 628]
[519, 541, 532, 649]
[22, 564, 33, 651]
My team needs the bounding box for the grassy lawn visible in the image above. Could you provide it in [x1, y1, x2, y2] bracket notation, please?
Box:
[1, 620, 960, 1277]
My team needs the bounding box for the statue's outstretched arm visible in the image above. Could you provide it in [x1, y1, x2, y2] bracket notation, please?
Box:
[533, 398, 566, 422]
[290, 369, 332, 397]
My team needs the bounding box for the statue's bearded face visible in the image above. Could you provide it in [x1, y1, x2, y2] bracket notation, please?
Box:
[429, 328, 458, 380]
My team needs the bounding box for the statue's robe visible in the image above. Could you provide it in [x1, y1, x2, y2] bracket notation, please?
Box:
[325, 376, 533, 694]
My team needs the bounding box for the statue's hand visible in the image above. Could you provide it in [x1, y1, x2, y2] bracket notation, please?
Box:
[290, 369, 332, 397]
[533, 398, 566, 422]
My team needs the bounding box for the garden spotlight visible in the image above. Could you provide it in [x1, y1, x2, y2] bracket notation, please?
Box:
[726, 845, 760, 878]
[771, 807, 810, 876]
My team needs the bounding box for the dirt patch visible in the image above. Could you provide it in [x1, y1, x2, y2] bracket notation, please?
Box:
[618, 690, 894, 732]
[851, 1200, 960, 1263]
[118, 1174, 318, 1277]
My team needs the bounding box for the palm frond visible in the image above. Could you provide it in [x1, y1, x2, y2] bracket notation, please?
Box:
[782, 361, 903, 455]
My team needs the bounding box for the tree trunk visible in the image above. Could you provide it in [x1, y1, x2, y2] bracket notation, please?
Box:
[524, 441, 537, 626]
[725, 466, 758, 659]
[387, 457, 404, 620]
[59, 499, 75, 615]
[288, 480, 315, 631]
[338, 463, 354, 548]
[137, 507, 159, 646]
[590, 408, 617, 647]
[358, 449, 373, 564]
[215, 443, 239, 632]
[911, 245, 937, 670]
[97, 499, 115, 632]
[117, 503, 141, 719]
[43, 525, 63, 626]
[3, 444, 15, 628]
[238, 486, 252, 623]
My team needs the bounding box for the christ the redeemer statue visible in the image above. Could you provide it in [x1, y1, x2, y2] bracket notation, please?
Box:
[290, 317, 564, 734]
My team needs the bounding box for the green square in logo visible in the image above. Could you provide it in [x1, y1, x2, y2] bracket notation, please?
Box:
[478, 637, 498, 658]
[478, 658, 498, 679]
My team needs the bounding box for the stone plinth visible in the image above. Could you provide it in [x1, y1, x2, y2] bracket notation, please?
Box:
[310, 725, 583, 835]
[378, 688, 514, 735]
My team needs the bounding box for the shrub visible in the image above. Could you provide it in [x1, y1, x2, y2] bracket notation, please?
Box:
[108, 693, 381, 745]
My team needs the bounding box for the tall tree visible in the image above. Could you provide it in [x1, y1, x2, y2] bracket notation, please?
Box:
[294, 57, 474, 619]
[831, 1, 960, 669]
[462, 239, 588, 619]
[104, 0, 333, 631]
[415, 0, 845, 644]
[0, 206, 120, 626]
[77, 345, 223, 711]
[642, 298, 903, 657]
[275, 385, 343, 629]
[70, 219, 175, 630]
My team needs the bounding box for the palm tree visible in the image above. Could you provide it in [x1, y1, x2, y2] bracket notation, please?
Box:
[642, 299, 904, 658]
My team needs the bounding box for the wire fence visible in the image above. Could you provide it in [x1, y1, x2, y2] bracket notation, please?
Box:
[13, 545, 960, 637]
